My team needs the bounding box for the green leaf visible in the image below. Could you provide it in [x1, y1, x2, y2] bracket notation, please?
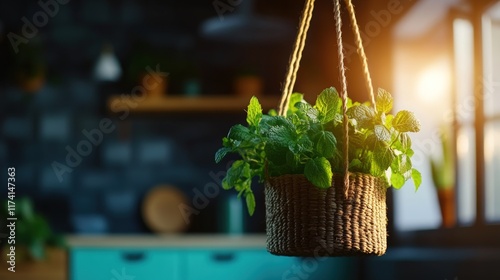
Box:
[287, 93, 304, 115]
[29, 240, 46, 260]
[296, 135, 314, 153]
[215, 147, 231, 163]
[18, 197, 35, 221]
[265, 124, 297, 165]
[235, 178, 251, 197]
[227, 125, 252, 142]
[385, 114, 394, 129]
[349, 132, 367, 149]
[245, 191, 256, 216]
[260, 116, 294, 133]
[304, 157, 333, 189]
[402, 154, 413, 172]
[412, 168, 422, 191]
[222, 160, 251, 190]
[349, 158, 363, 171]
[315, 131, 337, 158]
[266, 121, 296, 143]
[391, 172, 405, 189]
[295, 102, 320, 124]
[400, 133, 412, 151]
[393, 110, 421, 133]
[268, 108, 278, 116]
[285, 150, 300, 172]
[347, 104, 376, 129]
[265, 144, 288, 166]
[315, 87, 341, 124]
[406, 148, 415, 157]
[374, 125, 391, 142]
[376, 88, 393, 113]
[372, 143, 395, 176]
[364, 134, 377, 150]
[246, 96, 262, 127]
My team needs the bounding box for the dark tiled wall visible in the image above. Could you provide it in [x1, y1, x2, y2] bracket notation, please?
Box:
[0, 0, 293, 234]
[0, 80, 266, 234]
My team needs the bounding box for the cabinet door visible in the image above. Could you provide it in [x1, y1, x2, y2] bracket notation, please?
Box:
[184, 249, 298, 280]
[70, 248, 180, 280]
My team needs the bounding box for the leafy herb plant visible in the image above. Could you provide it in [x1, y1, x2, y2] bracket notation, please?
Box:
[1, 197, 65, 261]
[216, 87, 421, 215]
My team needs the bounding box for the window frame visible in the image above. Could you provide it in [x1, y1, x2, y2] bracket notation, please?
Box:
[391, 0, 500, 248]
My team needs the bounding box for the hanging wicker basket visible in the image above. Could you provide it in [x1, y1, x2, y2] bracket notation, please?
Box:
[265, 0, 389, 257]
[265, 173, 387, 256]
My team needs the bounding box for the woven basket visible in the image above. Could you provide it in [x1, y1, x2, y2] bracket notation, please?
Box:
[265, 173, 387, 256]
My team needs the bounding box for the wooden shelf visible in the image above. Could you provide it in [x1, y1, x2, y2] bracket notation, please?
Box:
[107, 95, 280, 113]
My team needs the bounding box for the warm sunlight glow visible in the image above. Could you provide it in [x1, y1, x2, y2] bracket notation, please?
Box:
[484, 127, 497, 162]
[417, 60, 451, 102]
[457, 129, 470, 158]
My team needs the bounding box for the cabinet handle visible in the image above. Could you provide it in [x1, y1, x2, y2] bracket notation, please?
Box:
[212, 252, 235, 262]
[122, 252, 146, 262]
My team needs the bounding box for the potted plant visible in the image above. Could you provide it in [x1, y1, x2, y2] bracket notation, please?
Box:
[1, 197, 65, 262]
[215, 87, 421, 256]
[430, 128, 456, 228]
[10, 43, 46, 93]
[233, 66, 263, 98]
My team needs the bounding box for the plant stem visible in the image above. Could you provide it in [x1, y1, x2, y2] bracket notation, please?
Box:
[390, 131, 401, 148]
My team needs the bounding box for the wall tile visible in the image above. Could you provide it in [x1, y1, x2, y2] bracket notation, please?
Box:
[34, 86, 65, 110]
[13, 163, 36, 189]
[68, 78, 98, 109]
[2, 117, 33, 140]
[123, 166, 155, 190]
[2, 87, 25, 106]
[72, 214, 109, 234]
[108, 216, 142, 233]
[39, 113, 71, 142]
[39, 142, 68, 164]
[70, 193, 100, 214]
[79, 169, 120, 190]
[136, 138, 172, 165]
[104, 190, 136, 215]
[40, 166, 71, 193]
[102, 141, 132, 166]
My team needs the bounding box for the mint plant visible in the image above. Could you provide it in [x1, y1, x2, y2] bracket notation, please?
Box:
[216, 87, 421, 215]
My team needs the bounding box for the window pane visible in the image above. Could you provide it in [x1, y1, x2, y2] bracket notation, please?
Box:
[453, 18, 475, 123]
[485, 121, 500, 223]
[482, 3, 500, 117]
[457, 125, 476, 225]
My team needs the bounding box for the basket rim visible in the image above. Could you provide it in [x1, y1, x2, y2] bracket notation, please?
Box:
[266, 172, 389, 188]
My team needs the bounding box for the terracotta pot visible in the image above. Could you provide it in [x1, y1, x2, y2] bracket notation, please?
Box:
[0, 247, 66, 280]
[142, 73, 168, 98]
[234, 76, 263, 98]
[437, 188, 456, 228]
[17, 74, 45, 93]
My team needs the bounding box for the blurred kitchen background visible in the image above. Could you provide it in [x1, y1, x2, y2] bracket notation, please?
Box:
[0, 0, 500, 279]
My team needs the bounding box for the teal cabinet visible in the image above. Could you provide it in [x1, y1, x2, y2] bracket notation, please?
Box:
[184, 249, 298, 280]
[70, 246, 349, 279]
[71, 248, 180, 280]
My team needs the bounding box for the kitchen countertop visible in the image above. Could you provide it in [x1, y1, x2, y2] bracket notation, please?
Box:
[67, 234, 268, 248]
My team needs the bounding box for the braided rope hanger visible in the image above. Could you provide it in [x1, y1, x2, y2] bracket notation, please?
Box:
[277, 0, 376, 194]
[333, 0, 351, 193]
[278, 0, 315, 116]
